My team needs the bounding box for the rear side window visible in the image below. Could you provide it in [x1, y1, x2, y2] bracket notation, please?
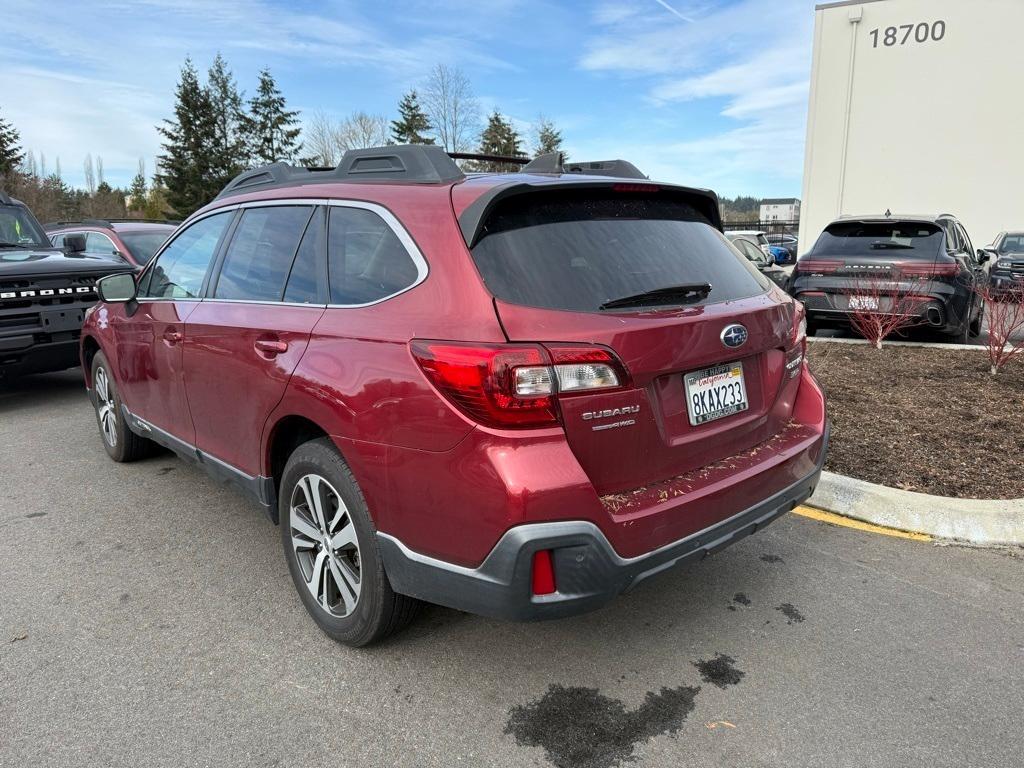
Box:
[327, 207, 421, 305]
[469, 189, 766, 312]
[140, 211, 232, 299]
[284, 207, 325, 304]
[810, 221, 943, 258]
[214, 206, 314, 301]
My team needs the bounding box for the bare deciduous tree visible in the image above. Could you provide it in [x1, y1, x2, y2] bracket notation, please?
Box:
[301, 111, 391, 167]
[338, 112, 390, 150]
[83, 154, 96, 195]
[422, 64, 480, 152]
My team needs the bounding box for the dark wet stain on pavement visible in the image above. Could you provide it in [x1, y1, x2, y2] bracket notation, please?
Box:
[506, 683, 700, 768]
[693, 654, 745, 689]
[776, 603, 805, 624]
[24, 512, 46, 519]
[760, 554, 784, 563]
[733, 592, 751, 606]
[158, 467, 175, 475]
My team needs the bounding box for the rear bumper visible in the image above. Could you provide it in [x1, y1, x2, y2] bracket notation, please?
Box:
[379, 423, 827, 621]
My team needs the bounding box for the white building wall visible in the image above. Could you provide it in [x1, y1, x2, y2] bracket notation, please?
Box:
[799, 0, 1024, 255]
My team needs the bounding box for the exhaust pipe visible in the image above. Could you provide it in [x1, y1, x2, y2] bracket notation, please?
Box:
[926, 306, 943, 327]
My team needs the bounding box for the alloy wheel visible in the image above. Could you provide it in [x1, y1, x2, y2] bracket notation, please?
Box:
[289, 474, 361, 617]
[94, 367, 117, 448]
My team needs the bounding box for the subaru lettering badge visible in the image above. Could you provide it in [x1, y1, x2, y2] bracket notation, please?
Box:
[721, 324, 748, 349]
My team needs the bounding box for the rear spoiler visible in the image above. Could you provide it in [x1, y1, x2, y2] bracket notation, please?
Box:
[458, 179, 723, 248]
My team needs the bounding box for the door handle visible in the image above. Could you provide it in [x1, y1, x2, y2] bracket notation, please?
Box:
[162, 329, 183, 345]
[254, 338, 289, 356]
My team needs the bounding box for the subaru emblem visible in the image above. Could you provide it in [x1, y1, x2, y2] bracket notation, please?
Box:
[721, 324, 748, 349]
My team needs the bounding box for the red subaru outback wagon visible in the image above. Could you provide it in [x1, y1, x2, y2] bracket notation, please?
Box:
[81, 146, 827, 646]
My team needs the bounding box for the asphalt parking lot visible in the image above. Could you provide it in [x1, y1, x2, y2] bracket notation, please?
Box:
[3, 371, 1023, 768]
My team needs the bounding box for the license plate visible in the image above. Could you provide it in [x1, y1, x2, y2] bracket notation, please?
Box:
[849, 296, 878, 310]
[684, 362, 749, 426]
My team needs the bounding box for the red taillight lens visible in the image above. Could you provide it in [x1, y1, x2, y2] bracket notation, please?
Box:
[410, 341, 557, 428]
[531, 549, 556, 595]
[795, 259, 842, 274]
[410, 341, 629, 429]
[897, 261, 959, 278]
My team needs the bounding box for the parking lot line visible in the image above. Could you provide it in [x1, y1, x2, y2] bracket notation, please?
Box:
[792, 505, 934, 542]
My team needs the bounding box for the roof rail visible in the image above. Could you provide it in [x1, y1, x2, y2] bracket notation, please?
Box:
[216, 145, 465, 200]
[0, 190, 11, 205]
[520, 152, 648, 180]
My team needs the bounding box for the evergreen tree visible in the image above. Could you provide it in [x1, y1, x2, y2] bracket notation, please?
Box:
[128, 159, 147, 212]
[474, 110, 524, 172]
[244, 69, 302, 165]
[157, 58, 218, 216]
[207, 54, 248, 186]
[0, 108, 24, 177]
[534, 117, 565, 157]
[391, 90, 434, 145]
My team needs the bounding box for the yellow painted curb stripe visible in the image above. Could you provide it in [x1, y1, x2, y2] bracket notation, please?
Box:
[792, 505, 933, 542]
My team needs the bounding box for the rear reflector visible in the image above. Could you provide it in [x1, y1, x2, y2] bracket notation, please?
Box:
[531, 549, 556, 595]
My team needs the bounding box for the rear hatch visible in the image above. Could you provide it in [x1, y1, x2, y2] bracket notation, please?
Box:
[467, 185, 800, 495]
[793, 220, 959, 309]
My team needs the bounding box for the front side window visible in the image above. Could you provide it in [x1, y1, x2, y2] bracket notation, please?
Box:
[0, 205, 49, 248]
[213, 206, 314, 302]
[327, 206, 421, 305]
[139, 212, 232, 299]
[470, 189, 766, 312]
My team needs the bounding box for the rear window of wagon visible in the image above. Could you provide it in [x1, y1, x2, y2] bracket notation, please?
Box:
[469, 189, 768, 312]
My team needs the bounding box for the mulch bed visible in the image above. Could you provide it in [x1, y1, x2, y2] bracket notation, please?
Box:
[806, 342, 1024, 499]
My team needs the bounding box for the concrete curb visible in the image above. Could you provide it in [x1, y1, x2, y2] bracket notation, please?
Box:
[806, 336, 991, 351]
[808, 471, 1024, 546]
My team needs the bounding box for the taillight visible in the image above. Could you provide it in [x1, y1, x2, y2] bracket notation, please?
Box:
[795, 259, 842, 274]
[786, 304, 806, 379]
[410, 341, 629, 429]
[897, 261, 959, 278]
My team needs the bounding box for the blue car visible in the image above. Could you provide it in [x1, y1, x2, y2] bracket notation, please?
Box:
[768, 245, 790, 265]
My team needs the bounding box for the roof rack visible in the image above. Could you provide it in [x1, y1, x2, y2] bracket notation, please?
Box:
[43, 218, 180, 231]
[216, 145, 465, 200]
[449, 152, 530, 166]
[521, 152, 647, 180]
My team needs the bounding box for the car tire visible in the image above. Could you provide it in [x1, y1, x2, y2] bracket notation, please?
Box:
[969, 304, 984, 338]
[90, 351, 154, 462]
[279, 438, 421, 647]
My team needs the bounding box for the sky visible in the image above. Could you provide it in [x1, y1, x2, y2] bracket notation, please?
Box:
[0, 0, 819, 198]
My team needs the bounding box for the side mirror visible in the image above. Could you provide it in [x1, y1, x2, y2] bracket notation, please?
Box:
[97, 273, 137, 303]
[977, 248, 991, 264]
[64, 233, 86, 253]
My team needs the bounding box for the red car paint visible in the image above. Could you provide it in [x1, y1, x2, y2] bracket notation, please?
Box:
[81, 170, 826, 578]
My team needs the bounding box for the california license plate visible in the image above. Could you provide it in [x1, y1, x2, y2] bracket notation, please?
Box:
[684, 362, 749, 426]
[848, 295, 878, 310]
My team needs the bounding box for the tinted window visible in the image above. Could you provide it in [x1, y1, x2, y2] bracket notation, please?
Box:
[0, 205, 48, 247]
[118, 230, 170, 265]
[284, 207, 325, 304]
[470, 189, 766, 312]
[327, 207, 420, 305]
[809, 221, 943, 259]
[1000, 234, 1024, 254]
[140, 212, 231, 299]
[86, 232, 118, 259]
[50, 234, 64, 247]
[214, 206, 313, 302]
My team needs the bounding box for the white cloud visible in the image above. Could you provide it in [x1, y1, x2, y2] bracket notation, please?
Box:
[578, 0, 816, 195]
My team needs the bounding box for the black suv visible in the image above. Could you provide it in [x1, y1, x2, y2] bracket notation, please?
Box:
[790, 213, 987, 342]
[0, 193, 135, 377]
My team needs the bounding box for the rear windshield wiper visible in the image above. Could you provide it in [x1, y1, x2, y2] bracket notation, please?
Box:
[599, 283, 712, 310]
[869, 241, 914, 250]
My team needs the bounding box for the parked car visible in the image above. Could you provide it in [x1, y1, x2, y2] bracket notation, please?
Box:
[980, 231, 1024, 298]
[790, 213, 987, 342]
[766, 233, 800, 262]
[726, 231, 788, 266]
[46, 219, 177, 269]
[729, 235, 790, 289]
[0, 194, 136, 378]
[81, 145, 828, 646]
